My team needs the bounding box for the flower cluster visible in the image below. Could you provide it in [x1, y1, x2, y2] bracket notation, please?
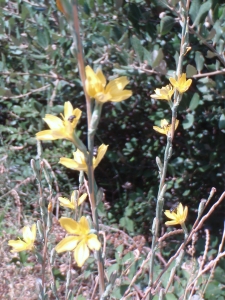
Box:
[151, 73, 192, 136]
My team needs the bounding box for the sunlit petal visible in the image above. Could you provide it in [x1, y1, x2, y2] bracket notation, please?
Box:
[55, 236, 80, 253]
[8, 240, 29, 252]
[58, 197, 75, 209]
[77, 193, 88, 206]
[59, 157, 87, 172]
[74, 240, 90, 267]
[93, 144, 108, 169]
[36, 130, 57, 140]
[59, 218, 81, 234]
[79, 216, 90, 234]
[87, 234, 101, 250]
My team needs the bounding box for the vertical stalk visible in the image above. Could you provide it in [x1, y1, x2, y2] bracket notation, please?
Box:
[69, 1, 105, 296]
[147, 1, 190, 299]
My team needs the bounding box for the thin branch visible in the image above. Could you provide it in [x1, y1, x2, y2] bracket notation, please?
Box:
[2, 84, 51, 100]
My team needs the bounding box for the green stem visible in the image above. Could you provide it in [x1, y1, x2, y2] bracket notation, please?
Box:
[69, 1, 105, 296]
[147, 2, 190, 298]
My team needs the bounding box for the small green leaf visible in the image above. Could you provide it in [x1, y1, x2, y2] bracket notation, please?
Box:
[195, 51, 205, 72]
[192, 0, 212, 27]
[183, 113, 194, 130]
[131, 36, 143, 63]
[189, 93, 200, 110]
[186, 64, 197, 77]
[152, 48, 164, 69]
[160, 16, 175, 35]
[119, 216, 134, 232]
[37, 28, 50, 49]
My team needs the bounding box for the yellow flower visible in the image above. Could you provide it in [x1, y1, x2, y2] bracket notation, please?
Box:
[55, 216, 101, 267]
[153, 119, 179, 136]
[151, 84, 174, 101]
[169, 73, 192, 93]
[59, 191, 87, 209]
[8, 224, 36, 252]
[36, 101, 82, 143]
[164, 203, 188, 226]
[59, 144, 108, 172]
[85, 65, 132, 103]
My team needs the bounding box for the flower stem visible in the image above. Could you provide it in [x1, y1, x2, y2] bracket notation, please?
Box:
[147, 2, 190, 299]
[69, 1, 105, 296]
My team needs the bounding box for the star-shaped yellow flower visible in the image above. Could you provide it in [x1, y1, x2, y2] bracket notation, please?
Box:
[85, 65, 132, 103]
[8, 224, 36, 252]
[169, 73, 192, 94]
[164, 203, 188, 226]
[55, 216, 101, 267]
[58, 191, 87, 209]
[153, 119, 179, 136]
[59, 144, 108, 172]
[151, 84, 174, 101]
[36, 101, 82, 143]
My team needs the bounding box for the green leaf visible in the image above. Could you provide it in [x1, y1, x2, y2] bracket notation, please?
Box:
[37, 28, 50, 49]
[192, 0, 212, 27]
[183, 113, 194, 130]
[160, 16, 175, 35]
[152, 48, 164, 69]
[219, 114, 225, 129]
[119, 216, 134, 232]
[106, 263, 119, 279]
[189, 0, 201, 24]
[186, 64, 197, 77]
[195, 51, 205, 72]
[131, 36, 143, 63]
[189, 93, 200, 110]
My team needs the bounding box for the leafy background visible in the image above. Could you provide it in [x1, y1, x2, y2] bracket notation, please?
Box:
[1, 0, 225, 299]
[1, 0, 225, 236]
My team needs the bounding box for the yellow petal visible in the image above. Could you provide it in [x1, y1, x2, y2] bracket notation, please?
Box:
[36, 130, 57, 140]
[77, 193, 88, 206]
[109, 90, 133, 102]
[64, 101, 74, 119]
[59, 157, 87, 172]
[55, 236, 80, 253]
[105, 76, 130, 93]
[43, 115, 64, 129]
[22, 224, 36, 244]
[93, 144, 108, 169]
[74, 239, 90, 267]
[78, 216, 90, 234]
[153, 126, 167, 135]
[8, 240, 29, 252]
[58, 197, 75, 209]
[87, 234, 101, 251]
[164, 210, 177, 220]
[73, 149, 86, 165]
[31, 224, 36, 241]
[165, 220, 180, 226]
[59, 217, 81, 234]
[169, 77, 177, 87]
[96, 68, 106, 87]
